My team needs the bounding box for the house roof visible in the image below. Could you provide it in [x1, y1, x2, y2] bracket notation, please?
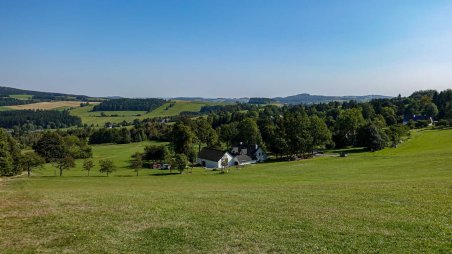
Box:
[403, 115, 433, 122]
[235, 155, 253, 163]
[198, 147, 227, 162]
[231, 143, 263, 160]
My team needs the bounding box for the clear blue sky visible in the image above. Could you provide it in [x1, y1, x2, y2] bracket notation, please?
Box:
[1, 0, 451, 98]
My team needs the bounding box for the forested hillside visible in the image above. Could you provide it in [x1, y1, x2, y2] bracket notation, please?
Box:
[0, 110, 82, 129]
[0, 86, 89, 101]
[274, 93, 391, 104]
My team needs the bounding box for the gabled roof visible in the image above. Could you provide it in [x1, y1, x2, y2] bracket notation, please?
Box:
[235, 155, 253, 163]
[403, 114, 433, 122]
[230, 143, 263, 160]
[198, 147, 227, 162]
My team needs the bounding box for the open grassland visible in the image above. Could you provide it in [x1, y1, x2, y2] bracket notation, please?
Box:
[70, 100, 221, 125]
[6, 101, 100, 110]
[8, 94, 33, 100]
[0, 106, 12, 111]
[0, 129, 451, 253]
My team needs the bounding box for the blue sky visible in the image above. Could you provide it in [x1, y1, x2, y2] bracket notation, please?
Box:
[1, 0, 451, 98]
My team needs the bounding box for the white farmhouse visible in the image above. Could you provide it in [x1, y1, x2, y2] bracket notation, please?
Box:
[197, 148, 235, 169]
[230, 143, 267, 165]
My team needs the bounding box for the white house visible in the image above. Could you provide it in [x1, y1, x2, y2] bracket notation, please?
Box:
[230, 143, 267, 165]
[197, 148, 235, 169]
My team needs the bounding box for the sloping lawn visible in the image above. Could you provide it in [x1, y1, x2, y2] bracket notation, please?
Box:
[0, 129, 451, 253]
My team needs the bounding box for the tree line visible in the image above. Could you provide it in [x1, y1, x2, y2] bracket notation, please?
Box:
[0, 110, 82, 129]
[0, 129, 91, 176]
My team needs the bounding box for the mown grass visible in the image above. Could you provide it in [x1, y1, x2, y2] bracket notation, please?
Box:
[69, 100, 222, 126]
[0, 129, 451, 253]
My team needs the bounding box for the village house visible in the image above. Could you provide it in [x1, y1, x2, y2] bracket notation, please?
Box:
[197, 147, 235, 169]
[197, 144, 268, 169]
[230, 143, 267, 165]
[402, 114, 434, 125]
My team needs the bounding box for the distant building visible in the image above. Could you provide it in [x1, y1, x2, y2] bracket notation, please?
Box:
[197, 144, 268, 169]
[230, 143, 267, 165]
[197, 148, 235, 169]
[403, 115, 433, 125]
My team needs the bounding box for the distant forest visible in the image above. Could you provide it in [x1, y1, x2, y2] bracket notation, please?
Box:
[0, 86, 91, 106]
[93, 98, 166, 112]
[0, 110, 82, 129]
[248, 98, 276, 104]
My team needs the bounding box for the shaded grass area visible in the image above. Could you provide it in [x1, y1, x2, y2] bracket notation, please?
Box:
[0, 129, 451, 253]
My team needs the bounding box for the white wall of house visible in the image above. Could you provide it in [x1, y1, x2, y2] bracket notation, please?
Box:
[197, 153, 235, 168]
[197, 158, 221, 169]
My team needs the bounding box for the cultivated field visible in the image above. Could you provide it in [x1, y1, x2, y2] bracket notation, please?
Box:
[6, 101, 100, 110]
[0, 129, 451, 253]
[69, 100, 222, 125]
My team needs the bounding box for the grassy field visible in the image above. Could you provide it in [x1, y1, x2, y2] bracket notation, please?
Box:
[69, 100, 221, 125]
[0, 129, 451, 253]
[0, 106, 12, 111]
[6, 101, 99, 110]
[9, 94, 33, 100]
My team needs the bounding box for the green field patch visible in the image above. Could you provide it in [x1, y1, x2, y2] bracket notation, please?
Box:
[9, 94, 33, 100]
[0, 106, 13, 111]
[70, 100, 223, 125]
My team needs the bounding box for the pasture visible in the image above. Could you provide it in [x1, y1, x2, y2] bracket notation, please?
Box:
[69, 100, 221, 125]
[0, 129, 451, 253]
[8, 94, 33, 100]
[0, 106, 12, 111]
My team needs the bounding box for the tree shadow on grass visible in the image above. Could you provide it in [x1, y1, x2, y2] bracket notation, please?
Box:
[149, 172, 181, 176]
[328, 147, 367, 154]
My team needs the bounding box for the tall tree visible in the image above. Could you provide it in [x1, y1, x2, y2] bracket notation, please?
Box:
[33, 132, 67, 162]
[193, 118, 218, 151]
[186, 148, 197, 173]
[171, 122, 195, 156]
[0, 129, 23, 176]
[99, 159, 116, 176]
[83, 159, 95, 176]
[284, 112, 312, 156]
[20, 152, 45, 177]
[422, 103, 439, 118]
[130, 152, 143, 176]
[333, 108, 365, 148]
[53, 156, 76, 177]
[310, 115, 332, 152]
[236, 118, 263, 145]
[218, 122, 239, 148]
[174, 153, 188, 174]
[358, 122, 388, 151]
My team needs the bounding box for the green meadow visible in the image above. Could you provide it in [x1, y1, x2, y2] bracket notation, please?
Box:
[0, 129, 451, 253]
[8, 94, 33, 100]
[69, 100, 221, 125]
[0, 106, 12, 111]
